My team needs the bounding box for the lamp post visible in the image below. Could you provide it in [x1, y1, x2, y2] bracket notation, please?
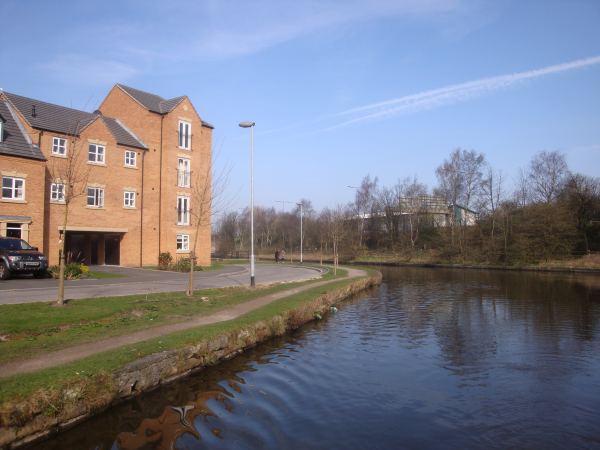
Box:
[297, 202, 303, 263]
[239, 121, 256, 287]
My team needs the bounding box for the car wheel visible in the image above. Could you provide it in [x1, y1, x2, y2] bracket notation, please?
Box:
[0, 262, 10, 280]
[33, 270, 47, 279]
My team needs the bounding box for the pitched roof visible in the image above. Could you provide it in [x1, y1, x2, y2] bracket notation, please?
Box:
[116, 84, 185, 114]
[0, 100, 45, 161]
[4, 91, 96, 135]
[115, 84, 214, 128]
[3, 91, 147, 150]
[101, 116, 147, 150]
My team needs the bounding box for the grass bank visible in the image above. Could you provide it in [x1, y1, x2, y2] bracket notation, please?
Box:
[0, 267, 335, 365]
[0, 268, 379, 448]
[294, 251, 600, 273]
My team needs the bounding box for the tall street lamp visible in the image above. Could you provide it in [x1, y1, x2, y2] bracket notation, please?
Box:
[297, 202, 303, 263]
[239, 121, 256, 287]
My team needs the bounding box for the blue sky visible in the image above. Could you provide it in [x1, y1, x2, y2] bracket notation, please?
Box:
[1, 0, 599, 211]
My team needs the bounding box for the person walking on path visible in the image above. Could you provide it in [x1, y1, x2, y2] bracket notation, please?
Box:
[275, 249, 280, 263]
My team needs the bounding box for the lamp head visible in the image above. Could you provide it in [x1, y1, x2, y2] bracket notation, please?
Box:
[239, 121, 255, 128]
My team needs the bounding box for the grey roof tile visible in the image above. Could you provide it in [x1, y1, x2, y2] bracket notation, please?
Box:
[117, 84, 188, 114]
[101, 116, 147, 149]
[116, 85, 215, 128]
[4, 91, 95, 135]
[4, 91, 147, 151]
[0, 100, 45, 161]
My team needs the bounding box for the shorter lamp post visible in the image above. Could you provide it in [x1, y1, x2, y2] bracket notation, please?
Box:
[239, 121, 256, 287]
[297, 202, 303, 263]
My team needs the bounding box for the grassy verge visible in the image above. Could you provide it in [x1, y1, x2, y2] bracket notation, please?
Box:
[0, 268, 361, 404]
[0, 266, 339, 365]
[87, 271, 127, 279]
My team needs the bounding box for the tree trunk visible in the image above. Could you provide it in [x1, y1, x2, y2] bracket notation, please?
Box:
[186, 251, 195, 297]
[56, 204, 69, 306]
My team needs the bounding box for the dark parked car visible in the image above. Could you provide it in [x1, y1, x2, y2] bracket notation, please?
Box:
[0, 237, 48, 280]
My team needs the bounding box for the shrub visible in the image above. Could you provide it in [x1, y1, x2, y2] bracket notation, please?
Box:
[173, 257, 191, 272]
[48, 263, 87, 280]
[158, 252, 173, 270]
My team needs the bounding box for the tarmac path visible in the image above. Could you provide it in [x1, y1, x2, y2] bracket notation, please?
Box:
[0, 263, 321, 305]
[0, 267, 366, 378]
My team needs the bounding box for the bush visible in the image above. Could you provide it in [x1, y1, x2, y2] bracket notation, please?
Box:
[158, 252, 173, 270]
[48, 263, 87, 280]
[173, 257, 191, 272]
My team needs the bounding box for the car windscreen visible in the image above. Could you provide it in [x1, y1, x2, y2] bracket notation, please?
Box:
[0, 239, 33, 250]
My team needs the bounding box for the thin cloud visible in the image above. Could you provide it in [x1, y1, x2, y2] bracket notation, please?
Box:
[327, 55, 600, 129]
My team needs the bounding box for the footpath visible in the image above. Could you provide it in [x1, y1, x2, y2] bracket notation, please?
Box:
[0, 267, 366, 379]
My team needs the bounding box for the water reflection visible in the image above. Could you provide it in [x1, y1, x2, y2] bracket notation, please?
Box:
[30, 267, 600, 450]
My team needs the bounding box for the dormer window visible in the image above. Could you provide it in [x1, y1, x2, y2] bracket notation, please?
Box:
[178, 121, 191, 150]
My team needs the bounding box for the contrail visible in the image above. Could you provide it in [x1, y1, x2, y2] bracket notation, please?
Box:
[328, 55, 600, 129]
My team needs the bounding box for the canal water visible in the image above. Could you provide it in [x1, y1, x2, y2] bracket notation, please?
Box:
[31, 267, 600, 449]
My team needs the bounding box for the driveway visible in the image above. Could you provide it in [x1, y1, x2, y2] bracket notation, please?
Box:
[0, 264, 324, 305]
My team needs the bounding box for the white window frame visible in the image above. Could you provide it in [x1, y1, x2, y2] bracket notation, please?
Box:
[176, 234, 190, 251]
[87, 187, 104, 208]
[124, 150, 137, 168]
[88, 144, 106, 164]
[177, 196, 190, 225]
[123, 190, 136, 208]
[178, 121, 191, 150]
[52, 137, 67, 156]
[177, 157, 191, 187]
[2, 176, 25, 200]
[0, 121, 4, 143]
[50, 182, 66, 203]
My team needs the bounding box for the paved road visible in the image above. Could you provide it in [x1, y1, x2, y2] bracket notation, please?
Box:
[0, 264, 324, 305]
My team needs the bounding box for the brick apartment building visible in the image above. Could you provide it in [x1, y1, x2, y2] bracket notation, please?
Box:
[0, 84, 213, 267]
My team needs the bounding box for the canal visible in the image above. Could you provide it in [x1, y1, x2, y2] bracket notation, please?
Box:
[31, 267, 600, 449]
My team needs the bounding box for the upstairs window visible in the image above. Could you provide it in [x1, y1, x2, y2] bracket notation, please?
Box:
[124, 191, 136, 208]
[124, 150, 136, 167]
[50, 182, 65, 202]
[177, 157, 191, 187]
[178, 121, 191, 150]
[87, 187, 104, 207]
[2, 176, 25, 200]
[177, 196, 190, 225]
[52, 137, 67, 156]
[88, 144, 105, 164]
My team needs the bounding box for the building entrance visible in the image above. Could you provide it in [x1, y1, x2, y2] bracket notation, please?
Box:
[64, 231, 123, 265]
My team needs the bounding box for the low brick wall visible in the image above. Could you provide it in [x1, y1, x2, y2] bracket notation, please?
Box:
[0, 272, 381, 449]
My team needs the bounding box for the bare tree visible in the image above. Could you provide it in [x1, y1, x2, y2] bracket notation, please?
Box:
[398, 176, 428, 251]
[561, 173, 600, 253]
[352, 175, 378, 248]
[436, 148, 485, 209]
[528, 150, 569, 203]
[49, 131, 90, 306]
[186, 153, 230, 297]
[480, 167, 504, 245]
[513, 168, 530, 207]
[436, 149, 485, 246]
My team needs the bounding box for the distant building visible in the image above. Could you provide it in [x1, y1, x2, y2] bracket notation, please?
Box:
[0, 85, 213, 266]
[361, 195, 478, 230]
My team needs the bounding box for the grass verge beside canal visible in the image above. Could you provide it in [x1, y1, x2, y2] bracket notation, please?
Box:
[0, 273, 357, 401]
[0, 267, 340, 365]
